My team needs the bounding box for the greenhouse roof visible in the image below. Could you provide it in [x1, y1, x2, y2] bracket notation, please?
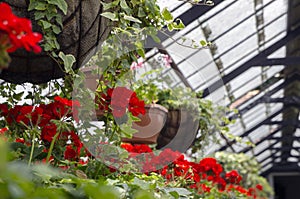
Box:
[154, 0, 300, 175]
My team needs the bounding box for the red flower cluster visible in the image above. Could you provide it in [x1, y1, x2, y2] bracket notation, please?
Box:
[120, 143, 152, 153]
[120, 143, 264, 198]
[0, 96, 82, 162]
[96, 87, 145, 118]
[0, 96, 80, 129]
[225, 170, 242, 184]
[0, 3, 42, 53]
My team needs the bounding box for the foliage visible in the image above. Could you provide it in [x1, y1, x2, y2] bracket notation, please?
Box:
[28, 0, 66, 53]
[0, 139, 187, 199]
[128, 66, 236, 157]
[214, 151, 274, 198]
[0, 128, 271, 199]
[0, 1, 274, 199]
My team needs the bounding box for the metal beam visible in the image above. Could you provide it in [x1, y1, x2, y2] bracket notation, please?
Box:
[268, 136, 300, 141]
[260, 157, 299, 170]
[259, 152, 299, 165]
[229, 73, 299, 120]
[238, 126, 282, 154]
[255, 139, 281, 158]
[219, 109, 282, 151]
[261, 162, 300, 176]
[265, 121, 300, 126]
[253, 57, 300, 66]
[153, 0, 224, 42]
[202, 24, 300, 97]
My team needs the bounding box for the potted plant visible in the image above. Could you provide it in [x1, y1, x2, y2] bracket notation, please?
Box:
[121, 103, 168, 144]
[128, 66, 232, 154]
[1, 0, 112, 84]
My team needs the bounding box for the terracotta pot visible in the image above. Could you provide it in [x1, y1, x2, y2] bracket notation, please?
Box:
[156, 109, 199, 152]
[122, 104, 168, 144]
[81, 66, 103, 91]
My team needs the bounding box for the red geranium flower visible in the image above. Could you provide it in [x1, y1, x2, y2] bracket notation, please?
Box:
[198, 157, 223, 176]
[64, 145, 77, 160]
[0, 104, 8, 116]
[0, 2, 42, 53]
[120, 143, 135, 152]
[128, 94, 146, 116]
[15, 138, 25, 144]
[225, 170, 242, 184]
[96, 87, 145, 118]
[0, 127, 8, 135]
[256, 184, 263, 191]
[41, 123, 57, 142]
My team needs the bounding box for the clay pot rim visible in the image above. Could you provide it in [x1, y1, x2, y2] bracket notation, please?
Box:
[145, 103, 168, 113]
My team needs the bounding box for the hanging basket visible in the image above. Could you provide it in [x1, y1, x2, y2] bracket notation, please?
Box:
[156, 109, 199, 152]
[0, 0, 112, 84]
[121, 104, 168, 144]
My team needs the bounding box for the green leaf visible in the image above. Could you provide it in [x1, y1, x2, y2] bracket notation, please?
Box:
[10, 142, 27, 152]
[123, 15, 142, 23]
[58, 52, 76, 74]
[30, 2, 47, 11]
[136, 49, 145, 58]
[167, 23, 174, 32]
[46, 0, 68, 15]
[13, 92, 24, 101]
[165, 188, 191, 197]
[120, 0, 131, 13]
[138, 7, 146, 17]
[55, 15, 63, 28]
[34, 11, 45, 20]
[200, 40, 207, 46]
[120, 123, 137, 138]
[172, 19, 185, 30]
[134, 190, 154, 199]
[101, 12, 119, 21]
[161, 8, 173, 22]
[132, 178, 152, 190]
[52, 25, 61, 34]
[40, 20, 52, 29]
[169, 191, 179, 199]
[101, 0, 120, 10]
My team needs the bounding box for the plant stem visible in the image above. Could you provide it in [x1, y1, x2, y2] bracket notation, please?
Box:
[28, 133, 36, 166]
[45, 131, 60, 164]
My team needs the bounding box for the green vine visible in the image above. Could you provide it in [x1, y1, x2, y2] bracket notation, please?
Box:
[28, 0, 67, 54]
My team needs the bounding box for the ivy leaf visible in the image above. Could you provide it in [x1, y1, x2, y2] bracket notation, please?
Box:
[120, 0, 131, 13]
[58, 52, 76, 74]
[52, 25, 61, 34]
[101, 0, 120, 10]
[172, 19, 185, 30]
[119, 123, 137, 138]
[123, 15, 142, 23]
[138, 7, 146, 17]
[132, 178, 153, 190]
[29, 1, 47, 11]
[55, 15, 63, 28]
[13, 92, 24, 101]
[161, 8, 173, 22]
[46, 0, 68, 15]
[40, 20, 52, 29]
[33, 11, 44, 21]
[165, 188, 191, 197]
[200, 40, 207, 46]
[169, 191, 179, 199]
[167, 23, 174, 32]
[101, 12, 119, 21]
[136, 49, 145, 58]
